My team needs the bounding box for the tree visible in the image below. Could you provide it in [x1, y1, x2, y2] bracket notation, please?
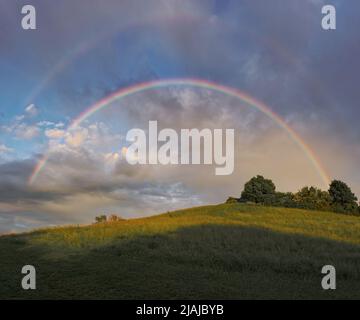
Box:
[328, 180, 358, 213]
[240, 175, 276, 203]
[95, 215, 107, 223]
[293, 186, 332, 211]
[108, 214, 124, 222]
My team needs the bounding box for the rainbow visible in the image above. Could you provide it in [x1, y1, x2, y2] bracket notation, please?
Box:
[29, 78, 331, 187]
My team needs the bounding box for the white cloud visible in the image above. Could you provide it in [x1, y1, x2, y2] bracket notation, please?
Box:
[15, 115, 25, 121]
[45, 128, 66, 139]
[2, 107, 44, 140]
[25, 104, 39, 117]
[0, 144, 13, 154]
[38, 121, 55, 127]
[14, 123, 39, 140]
[38, 121, 66, 128]
[65, 128, 89, 147]
[55, 122, 65, 128]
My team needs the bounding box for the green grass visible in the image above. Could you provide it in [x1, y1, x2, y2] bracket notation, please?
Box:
[0, 203, 359, 299]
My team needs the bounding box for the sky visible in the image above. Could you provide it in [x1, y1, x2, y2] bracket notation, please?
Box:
[0, 0, 359, 233]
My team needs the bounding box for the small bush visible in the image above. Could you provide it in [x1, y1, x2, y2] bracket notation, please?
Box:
[95, 215, 107, 223]
[108, 214, 124, 222]
[225, 197, 239, 204]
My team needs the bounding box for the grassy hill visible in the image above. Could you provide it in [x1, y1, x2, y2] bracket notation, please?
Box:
[0, 203, 359, 299]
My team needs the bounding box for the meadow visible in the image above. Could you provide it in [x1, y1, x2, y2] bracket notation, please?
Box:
[0, 203, 359, 299]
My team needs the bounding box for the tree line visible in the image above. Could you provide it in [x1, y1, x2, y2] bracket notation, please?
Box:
[226, 175, 359, 215]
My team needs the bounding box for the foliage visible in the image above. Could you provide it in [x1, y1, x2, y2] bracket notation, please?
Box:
[240, 175, 276, 203]
[293, 186, 332, 211]
[329, 180, 359, 214]
[236, 176, 359, 215]
[273, 192, 296, 208]
[225, 197, 239, 204]
[95, 215, 107, 223]
[108, 214, 124, 222]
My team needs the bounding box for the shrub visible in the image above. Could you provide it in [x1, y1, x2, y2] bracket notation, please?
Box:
[108, 214, 124, 222]
[95, 215, 107, 223]
[225, 197, 239, 204]
[293, 186, 332, 211]
[273, 192, 296, 208]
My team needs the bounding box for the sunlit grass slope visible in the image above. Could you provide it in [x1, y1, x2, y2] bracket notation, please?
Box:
[0, 203, 359, 299]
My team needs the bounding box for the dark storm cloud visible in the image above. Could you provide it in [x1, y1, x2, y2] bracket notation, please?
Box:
[0, 158, 65, 203]
[219, 1, 360, 141]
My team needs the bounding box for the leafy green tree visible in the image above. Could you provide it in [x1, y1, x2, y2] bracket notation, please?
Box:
[294, 186, 332, 211]
[240, 175, 276, 203]
[329, 180, 358, 213]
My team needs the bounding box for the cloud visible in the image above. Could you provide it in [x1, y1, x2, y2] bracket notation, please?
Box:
[25, 104, 39, 117]
[2, 123, 40, 140]
[45, 128, 66, 139]
[65, 128, 88, 147]
[55, 122, 65, 128]
[1, 107, 41, 140]
[38, 121, 56, 127]
[0, 211, 63, 235]
[0, 144, 13, 154]
[0, 87, 338, 234]
[4, 86, 355, 231]
[14, 123, 40, 140]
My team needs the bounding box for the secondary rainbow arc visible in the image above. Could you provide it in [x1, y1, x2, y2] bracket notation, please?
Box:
[29, 78, 331, 187]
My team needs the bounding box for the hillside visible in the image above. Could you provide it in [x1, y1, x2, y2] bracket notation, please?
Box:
[0, 203, 359, 299]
